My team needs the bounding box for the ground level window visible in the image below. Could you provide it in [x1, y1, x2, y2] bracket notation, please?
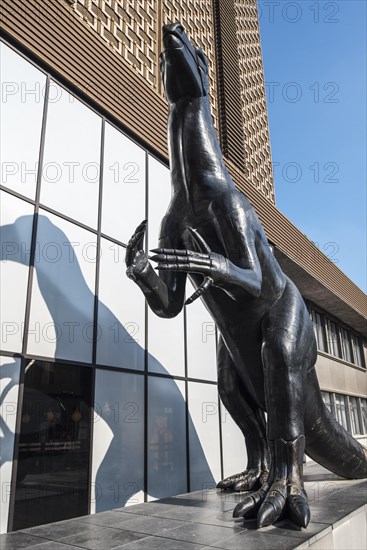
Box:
[12, 360, 92, 531]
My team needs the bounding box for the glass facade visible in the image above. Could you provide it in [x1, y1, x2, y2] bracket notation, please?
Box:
[0, 41, 226, 532]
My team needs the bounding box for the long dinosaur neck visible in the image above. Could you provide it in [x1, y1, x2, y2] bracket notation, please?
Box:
[168, 96, 233, 211]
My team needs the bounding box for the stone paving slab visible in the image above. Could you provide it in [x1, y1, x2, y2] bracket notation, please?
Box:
[1, 464, 366, 550]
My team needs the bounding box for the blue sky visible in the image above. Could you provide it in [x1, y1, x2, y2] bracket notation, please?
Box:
[258, 0, 366, 291]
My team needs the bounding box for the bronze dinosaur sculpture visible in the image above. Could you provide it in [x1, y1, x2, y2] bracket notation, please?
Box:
[125, 23, 367, 528]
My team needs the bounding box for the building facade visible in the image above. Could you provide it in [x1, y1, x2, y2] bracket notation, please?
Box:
[1, 0, 366, 534]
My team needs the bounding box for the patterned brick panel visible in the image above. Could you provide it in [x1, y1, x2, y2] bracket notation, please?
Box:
[74, 0, 158, 86]
[234, 0, 275, 202]
[71, 0, 217, 124]
[162, 0, 218, 126]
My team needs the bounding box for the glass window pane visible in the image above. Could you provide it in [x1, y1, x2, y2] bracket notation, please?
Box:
[186, 280, 217, 381]
[148, 377, 187, 500]
[341, 328, 353, 363]
[147, 310, 185, 377]
[311, 310, 326, 352]
[351, 335, 363, 367]
[101, 123, 146, 242]
[220, 402, 247, 479]
[92, 369, 144, 513]
[147, 156, 184, 377]
[0, 191, 34, 352]
[326, 320, 340, 358]
[39, 82, 101, 228]
[321, 391, 333, 415]
[360, 398, 367, 434]
[27, 211, 96, 362]
[0, 356, 22, 534]
[349, 397, 362, 435]
[188, 382, 221, 491]
[1, 43, 46, 199]
[97, 238, 145, 370]
[13, 360, 92, 530]
[334, 394, 349, 431]
[147, 155, 171, 253]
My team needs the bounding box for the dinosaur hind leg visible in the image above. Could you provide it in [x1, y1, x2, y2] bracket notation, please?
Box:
[234, 281, 315, 528]
[216, 336, 269, 492]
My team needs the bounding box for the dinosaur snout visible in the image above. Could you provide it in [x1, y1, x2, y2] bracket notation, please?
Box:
[162, 22, 185, 50]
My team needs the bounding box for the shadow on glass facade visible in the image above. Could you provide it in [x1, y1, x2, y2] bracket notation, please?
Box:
[0, 41, 235, 532]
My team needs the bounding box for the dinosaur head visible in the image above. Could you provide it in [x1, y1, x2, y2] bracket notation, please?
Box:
[160, 22, 209, 103]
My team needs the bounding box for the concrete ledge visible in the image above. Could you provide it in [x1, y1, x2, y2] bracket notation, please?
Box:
[0, 464, 366, 549]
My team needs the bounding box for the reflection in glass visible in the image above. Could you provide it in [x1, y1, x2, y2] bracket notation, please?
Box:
[92, 369, 144, 513]
[0, 192, 34, 352]
[13, 360, 92, 530]
[148, 377, 187, 500]
[97, 238, 145, 370]
[0, 43, 46, 199]
[40, 82, 101, 228]
[27, 211, 96, 362]
[101, 123, 146, 242]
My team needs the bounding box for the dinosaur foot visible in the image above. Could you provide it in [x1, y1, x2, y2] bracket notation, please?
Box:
[216, 468, 268, 492]
[232, 436, 310, 528]
[233, 480, 310, 528]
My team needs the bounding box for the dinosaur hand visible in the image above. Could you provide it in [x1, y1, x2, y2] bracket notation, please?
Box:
[125, 220, 149, 281]
[150, 248, 227, 281]
[150, 227, 229, 304]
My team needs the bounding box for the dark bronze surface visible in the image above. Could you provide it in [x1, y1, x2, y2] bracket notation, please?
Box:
[126, 23, 367, 528]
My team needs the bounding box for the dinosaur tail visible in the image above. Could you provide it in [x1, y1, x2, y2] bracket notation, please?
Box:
[304, 368, 367, 479]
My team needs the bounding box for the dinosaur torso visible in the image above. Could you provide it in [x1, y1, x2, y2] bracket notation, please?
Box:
[163, 96, 288, 407]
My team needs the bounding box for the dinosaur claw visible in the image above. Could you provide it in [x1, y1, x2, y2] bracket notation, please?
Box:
[257, 502, 277, 528]
[233, 497, 254, 518]
[288, 495, 311, 528]
[216, 479, 232, 490]
[233, 479, 252, 492]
